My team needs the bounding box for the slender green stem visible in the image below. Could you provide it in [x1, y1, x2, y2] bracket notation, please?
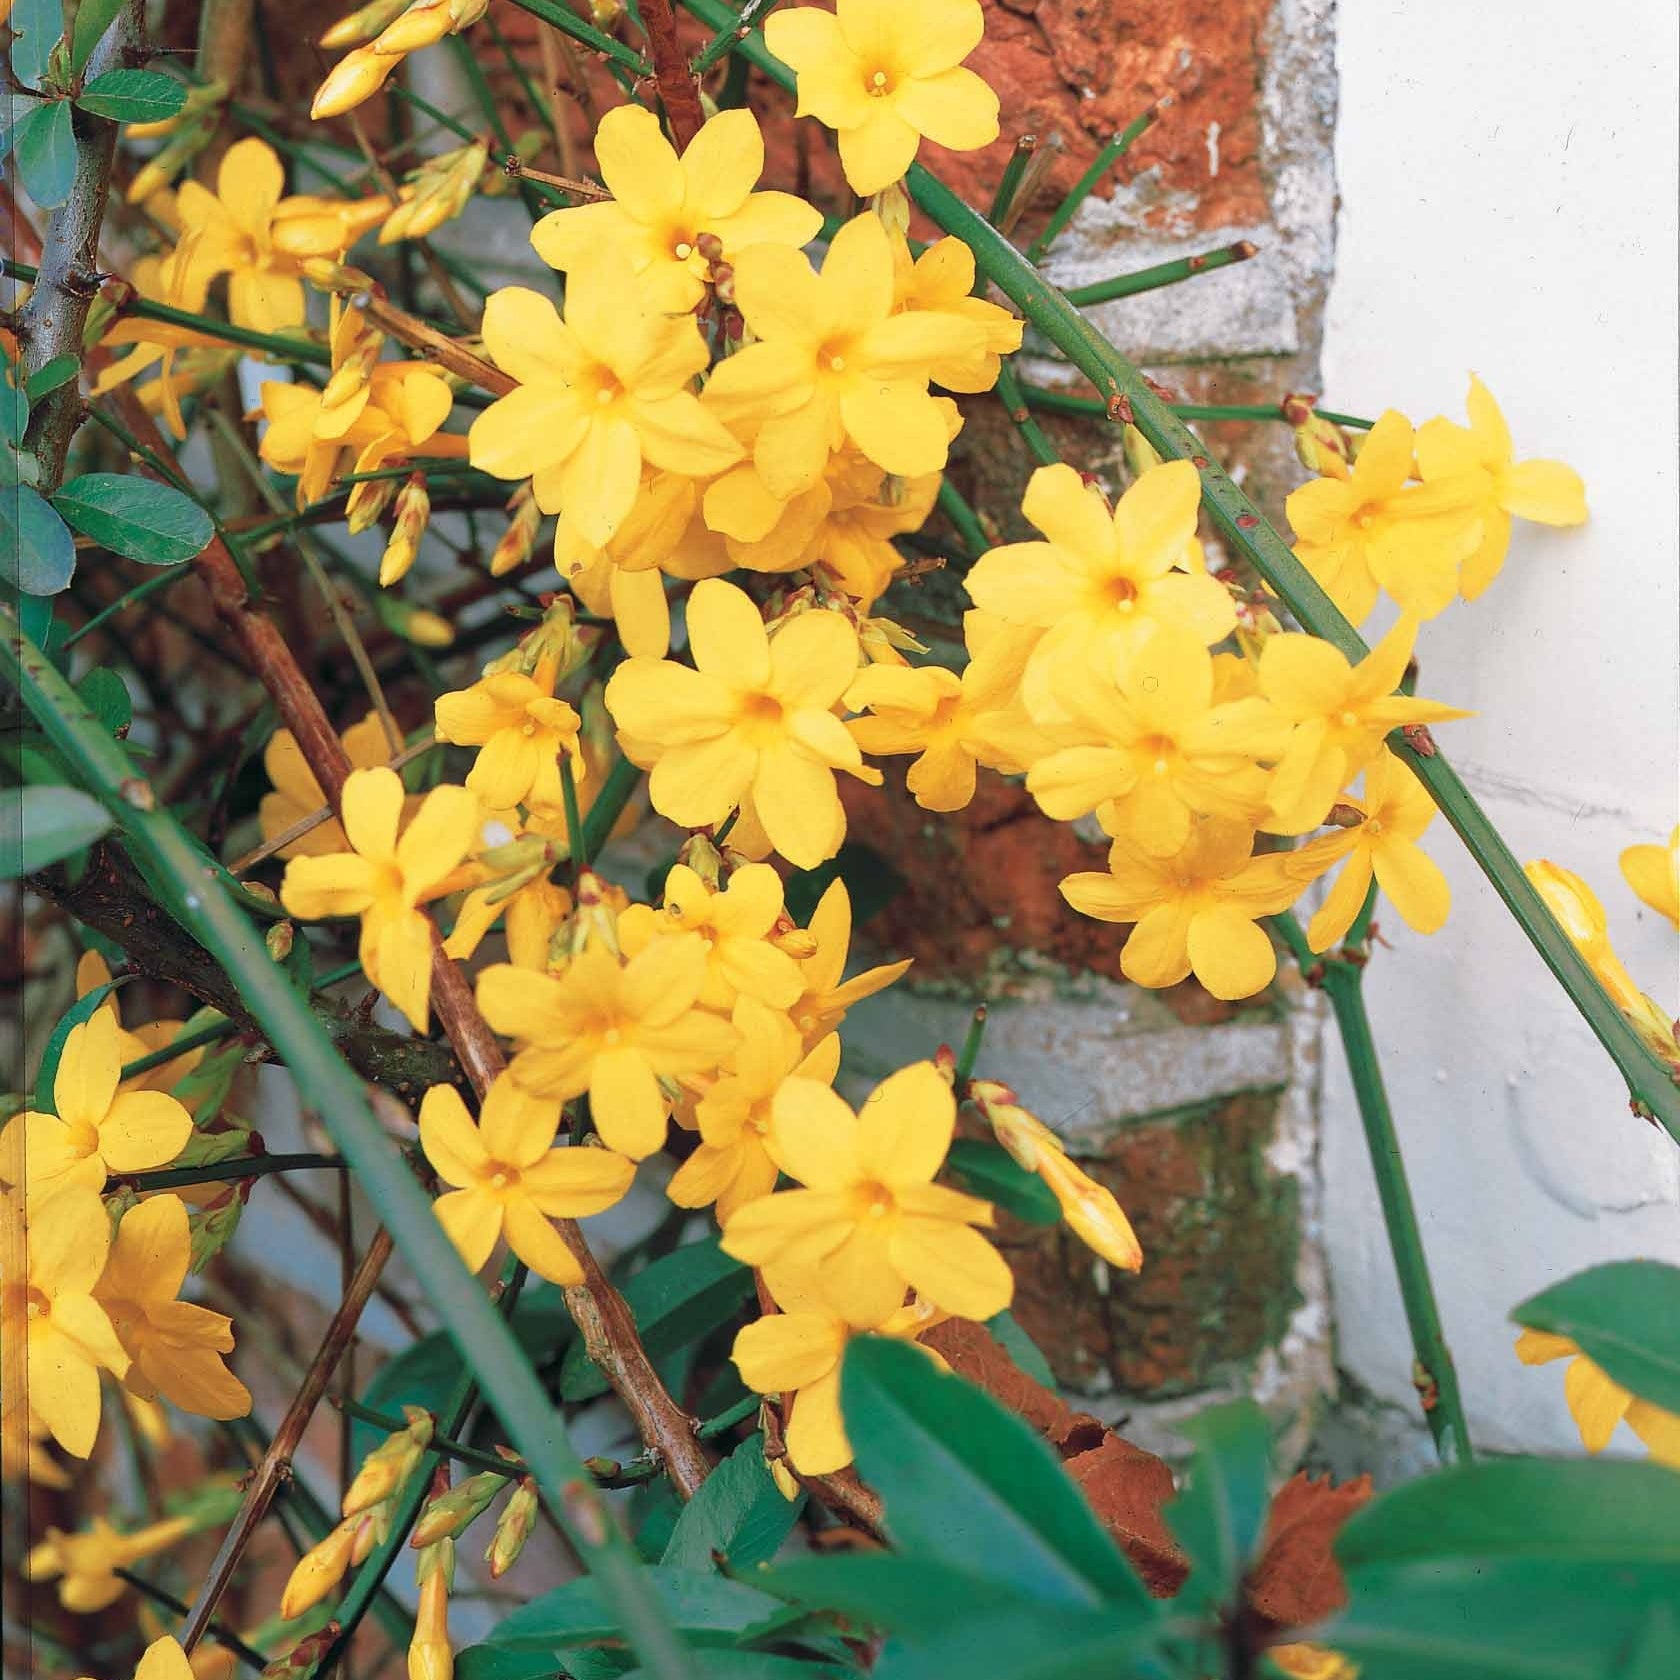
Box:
[124, 1152, 349, 1193]
[1317, 949, 1475, 1463]
[955, 1004, 989, 1085]
[697, 1392, 760, 1439]
[691, 0, 781, 75]
[1018, 384, 1375, 432]
[935, 476, 988, 562]
[559, 753, 588, 878]
[337, 1396, 519, 1479]
[579, 753, 644, 860]
[386, 81, 479, 147]
[994, 359, 1060, 467]
[449, 36, 552, 219]
[504, 0, 654, 78]
[112, 1572, 269, 1673]
[1063, 240, 1258, 309]
[63, 561, 194, 649]
[0, 610, 696, 1680]
[1026, 103, 1160, 265]
[989, 133, 1040, 225]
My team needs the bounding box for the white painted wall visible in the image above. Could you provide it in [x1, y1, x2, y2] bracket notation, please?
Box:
[1320, 1, 1680, 1454]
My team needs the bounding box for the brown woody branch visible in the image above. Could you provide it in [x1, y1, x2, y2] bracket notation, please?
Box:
[639, 0, 705, 150]
[106, 395, 714, 1498]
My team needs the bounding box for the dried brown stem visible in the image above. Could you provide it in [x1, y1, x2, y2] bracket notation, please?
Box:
[638, 0, 705, 150]
[362, 295, 514, 395]
[178, 1226, 395, 1649]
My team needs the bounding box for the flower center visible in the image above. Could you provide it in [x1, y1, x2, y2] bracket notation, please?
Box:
[1103, 576, 1139, 610]
[602, 1026, 623, 1046]
[866, 67, 893, 96]
[65, 1119, 101, 1158]
[736, 690, 786, 743]
[674, 239, 694, 260]
[852, 1180, 896, 1221]
[483, 1160, 520, 1193]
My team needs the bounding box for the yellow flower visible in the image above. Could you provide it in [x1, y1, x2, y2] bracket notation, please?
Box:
[27, 1512, 195, 1614]
[669, 1000, 840, 1223]
[444, 855, 573, 971]
[788, 878, 912, 1046]
[435, 662, 584, 813]
[1525, 860, 1677, 1062]
[721, 1061, 1014, 1326]
[1286, 409, 1486, 625]
[1621, 828, 1679, 929]
[731, 1268, 944, 1474]
[641, 862, 807, 1011]
[1257, 614, 1469, 835]
[0, 1186, 129, 1457]
[767, 0, 1000, 197]
[74, 950, 203, 1096]
[418, 1076, 635, 1286]
[1515, 1329, 1680, 1467]
[1416, 374, 1588, 600]
[95, 1194, 251, 1420]
[965, 462, 1235, 721]
[604, 580, 880, 869]
[476, 938, 739, 1160]
[279, 768, 482, 1031]
[260, 709, 402, 859]
[891, 232, 1023, 392]
[1294, 749, 1450, 952]
[1024, 625, 1284, 852]
[137, 1638, 197, 1680]
[532, 106, 821, 313]
[1269, 1645, 1358, 1680]
[847, 615, 1050, 812]
[1061, 818, 1315, 1000]
[469, 263, 742, 549]
[7, 1008, 192, 1201]
[970, 1081, 1142, 1271]
[705, 213, 979, 499]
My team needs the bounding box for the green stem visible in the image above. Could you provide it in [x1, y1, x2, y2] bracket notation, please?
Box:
[1317, 948, 1475, 1463]
[1062, 240, 1258, 309]
[559, 753, 588, 877]
[63, 560, 194, 649]
[1019, 384, 1375, 432]
[579, 753, 644, 860]
[935, 476, 988, 562]
[503, 0, 654, 78]
[994, 359, 1060, 467]
[123, 1152, 348, 1193]
[0, 610, 696, 1680]
[337, 1396, 519, 1480]
[988, 132, 1040, 225]
[386, 81, 479, 146]
[1025, 103, 1160, 265]
[691, 0, 782, 76]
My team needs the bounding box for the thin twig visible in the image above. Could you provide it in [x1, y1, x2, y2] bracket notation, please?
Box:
[638, 0, 705, 149]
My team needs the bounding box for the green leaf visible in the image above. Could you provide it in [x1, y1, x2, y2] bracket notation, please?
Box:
[3, 367, 33, 441]
[784, 841, 906, 926]
[1621, 1604, 1680, 1680]
[75, 667, 132, 737]
[625, 1659, 854, 1680]
[945, 1139, 1060, 1225]
[661, 1432, 803, 1574]
[1513, 1260, 1680, 1414]
[1165, 1399, 1273, 1605]
[13, 99, 77, 208]
[559, 1237, 753, 1402]
[1, 784, 111, 882]
[487, 1569, 784, 1651]
[33, 978, 122, 1114]
[69, 0, 130, 71]
[75, 69, 187, 124]
[762, 1554, 1051, 1639]
[841, 1337, 1144, 1609]
[24, 353, 80, 404]
[1, 482, 77, 594]
[53, 473, 215, 564]
[986, 1310, 1058, 1389]
[8, 0, 65, 89]
[454, 1649, 556, 1680]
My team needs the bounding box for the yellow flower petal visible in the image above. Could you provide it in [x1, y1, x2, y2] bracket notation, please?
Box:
[588, 1046, 669, 1160]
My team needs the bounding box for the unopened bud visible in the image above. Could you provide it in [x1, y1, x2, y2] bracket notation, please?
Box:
[320, 0, 411, 49]
[1036, 1148, 1143, 1272]
[346, 475, 399, 535]
[301, 257, 378, 295]
[486, 1476, 537, 1578]
[265, 921, 295, 961]
[260, 1622, 341, 1680]
[411, 1469, 509, 1549]
[311, 45, 402, 121]
[409, 1534, 455, 1680]
[489, 480, 541, 577]
[1292, 408, 1352, 481]
[343, 1406, 433, 1517]
[710, 262, 735, 306]
[768, 1454, 801, 1502]
[1325, 803, 1366, 829]
[379, 473, 432, 587]
[381, 140, 489, 245]
[674, 834, 723, 890]
[279, 1517, 359, 1620]
[869, 180, 912, 240]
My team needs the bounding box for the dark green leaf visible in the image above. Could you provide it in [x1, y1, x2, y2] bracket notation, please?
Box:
[75, 69, 187, 124]
[946, 1139, 1060, 1225]
[75, 667, 132, 736]
[53, 472, 215, 564]
[1336, 1457, 1680, 1569]
[70, 0, 130, 71]
[1, 785, 111, 882]
[1621, 1604, 1680, 1680]
[3, 367, 34, 440]
[25, 353, 80, 403]
[841, 1337, 1144, 1609]
[487, 1569, 784, 1651]
[8, 0, 65, 89]
[559, 1238, 752, 1402]
[1166, 1399, 1273, 1604]
[986, 1310, 1058, 1389]
[625, 1659, 853, 1680]
[0, 481, 77, 594]
[14, 99, 77, 208]
[661, 1432, 802, 1574]
[454, 1648, 557, 1680]
[762, 1554, 1051, 1639]
[1513, 1261, 1680, 1414]
[784, 841, 905, 926]
[33, 979, 122, 1114]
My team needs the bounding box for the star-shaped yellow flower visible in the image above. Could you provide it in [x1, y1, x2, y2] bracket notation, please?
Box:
[1516, 1329, 1680, 1467]
[532, 106, 821, 313]
[435, 660, 584, 813]
[469, 262, 742, 549]
[260, 710, 404, 860]
[604, 580, 880, 869]
[767, 0, 1000, 196]
[418, 1075, 635, 1286]
[26, 1513, 195, 1614]
[787, 878, 912, 1047]
[720, 1060, 1014, 1327]
[279, 768, 481, 1032]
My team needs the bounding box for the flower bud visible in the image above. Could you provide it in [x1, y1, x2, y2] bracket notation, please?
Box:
[409, 1534, 455, 1680]
[412, 1470, 508, 1549]
[320, 0, 411, 49]
[343, 1406, 433, 1517]
[485, 1476, 537, 1578]
[279, 1517, 359, 1620]
[488, 480, 541, 577]
[380, 473, 432, 587]
[768, 1454, 801, 1502]
[381, 140, 488, 245]
[346, 475, 399, 535]
[1292, 407, 1352, 481]
[1035, 1149, 1143, 1272]
[311, 45, 402, 121]
[374, 0, 455, 52]
[260, 1623, 341, 1680]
